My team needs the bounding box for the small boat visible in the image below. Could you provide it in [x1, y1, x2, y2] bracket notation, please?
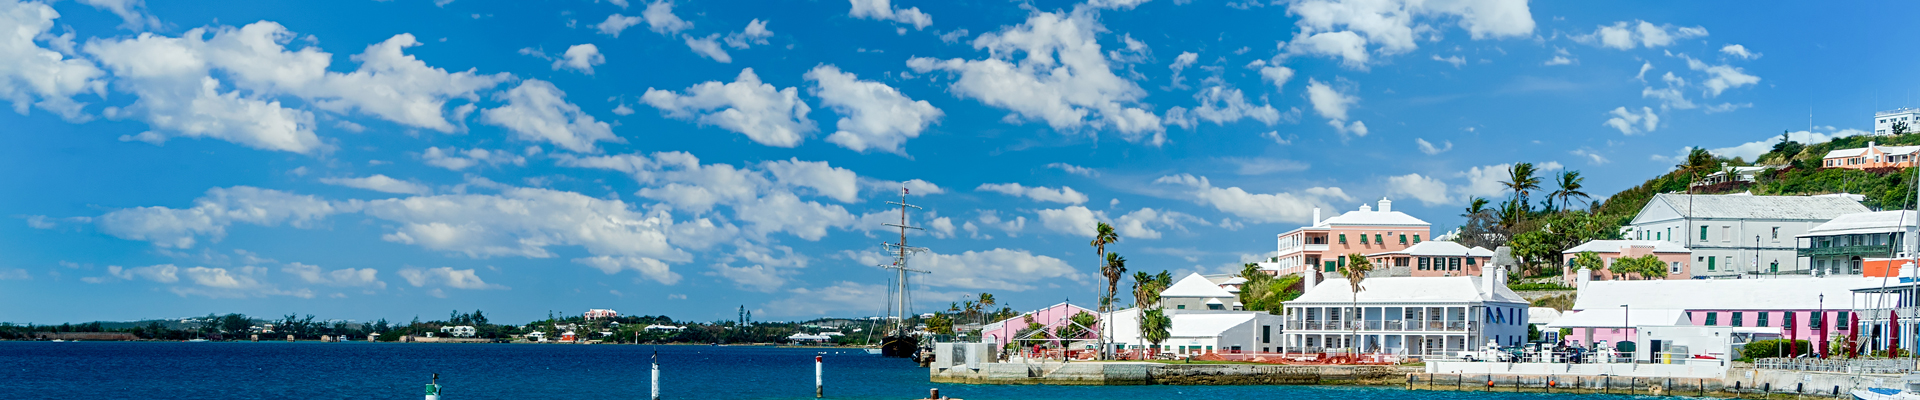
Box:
[865, 348, 883, 355]
[49, 339, 65, 343]
[1853, 374, 1920, 400]
[186, 339, 209, 342]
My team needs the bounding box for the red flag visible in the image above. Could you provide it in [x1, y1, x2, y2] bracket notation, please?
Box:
[1850, 312, 1861, 358]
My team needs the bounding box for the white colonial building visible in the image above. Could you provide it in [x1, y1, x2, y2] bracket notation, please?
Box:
[1104, 273, 1284, 355]
[1622, 193, 1870, 277]
[1281, 269, 1529, 357]
[1796, 210, 1919, 276]
[1877, 108, 1920, 135]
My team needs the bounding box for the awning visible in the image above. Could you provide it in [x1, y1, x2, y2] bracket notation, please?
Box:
[1546, 308, 1691, 329]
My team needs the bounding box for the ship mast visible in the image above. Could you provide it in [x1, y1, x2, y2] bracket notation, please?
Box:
[881, 187, 929, 337]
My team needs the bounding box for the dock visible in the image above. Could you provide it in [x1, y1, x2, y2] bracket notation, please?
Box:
[929, 361, 1418, 385]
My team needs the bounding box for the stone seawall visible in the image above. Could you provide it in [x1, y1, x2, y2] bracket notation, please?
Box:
[1406, 367, 1896, 399]
[930, 362, 1418, 386]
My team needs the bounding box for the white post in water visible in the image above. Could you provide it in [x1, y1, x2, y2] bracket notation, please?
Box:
[650, 350, 661, 400]
[424, 373, 441, 400]
[814, 355, 823, 398]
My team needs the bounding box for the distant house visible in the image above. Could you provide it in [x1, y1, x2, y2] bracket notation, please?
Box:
[978, 302, 1097, 348]
[526, 332, 546, 342]
[1795, 210, 1917, 276]
[1621, 193, 1870, 278]
[643, 324, 686, 331]
[1691, 163, 1779, 187]
[1163, 273, 1241, 311]
[1823, 141, 1920, 170]
[584, 309, 619, 319]
[787, 333, 832, 342]
[1560, 240, 1694, 284]
[1271, 198, 1432, 278]
[1365, 240, 1495, 277]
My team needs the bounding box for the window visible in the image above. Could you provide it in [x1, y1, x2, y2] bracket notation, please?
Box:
[1772, 227, 1780, 240]
[1706, 312, 1718, 326]
[1700, 226, 1708, 241]
[1413, 234, 1421, 243]
[1400, 234, 1408, 244]
[1262, 325, 1271, 343]
[1375, 234, 1383, 244]
[1449, 257, 1461, 270]
[1732, 312, 1744, 327]
[1839, 311, 1851, 329]
[1360, 234, 1368, 244]
[1339, 234, 1347, 244]
[1708, 257, 1715, 271]
[1177, 305, 1186, 310]
[1467, 257, 1478, 266]
[1722, 226, 1731, 242]
[1325, 261, 1336, 272]
[1671, 261, 1681, 273]
[1810, 312, 1822, 329]
[1418, 257, 1429, 270]
[1758, 312, 1770, 327]
[1395, 257, 1410, 267]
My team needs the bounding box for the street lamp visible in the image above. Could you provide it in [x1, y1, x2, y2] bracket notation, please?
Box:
[1620, 304, 1630, 363]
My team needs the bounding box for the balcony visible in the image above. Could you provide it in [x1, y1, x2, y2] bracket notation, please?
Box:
[1798, 245, 1892, 257]
[1284, 320, 1471, 332]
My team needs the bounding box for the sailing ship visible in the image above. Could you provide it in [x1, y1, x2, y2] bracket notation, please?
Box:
[877, 187, 931, 359]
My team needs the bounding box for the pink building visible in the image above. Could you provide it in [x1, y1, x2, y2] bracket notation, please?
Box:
[979, 302, 1097, 348]
[1560, 240, 1693, 285]
[583, 309, 619, 319]
[1553, 278, 1876, 352]
[1272, 199, 1431, 277]
[1822, 141, 1919, 170]
[1366, 240, 1495, 277]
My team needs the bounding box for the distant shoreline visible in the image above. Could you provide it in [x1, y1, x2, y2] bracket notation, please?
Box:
[3, 339, 876, 349]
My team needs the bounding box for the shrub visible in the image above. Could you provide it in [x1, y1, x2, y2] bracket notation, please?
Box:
[1741, 339, 1812, 361]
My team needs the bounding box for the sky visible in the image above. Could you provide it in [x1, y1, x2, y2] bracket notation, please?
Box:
[3, 0, 1918, 325]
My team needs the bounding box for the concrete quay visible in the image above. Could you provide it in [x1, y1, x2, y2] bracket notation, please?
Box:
[1410, 362, 1901, 398]
[928, 361, 1417, 386]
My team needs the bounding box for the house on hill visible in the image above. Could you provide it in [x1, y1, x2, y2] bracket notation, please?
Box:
[1621, 193, 1869, 278]
[1823, 141, 1920, 170]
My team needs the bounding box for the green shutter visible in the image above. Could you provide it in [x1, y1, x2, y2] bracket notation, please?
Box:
[1708, 257, 1715, 271]
[1705, 313, 1717, 326]
[1339, 234, 1347, 244]
[1400, 234, 1407, 244]
[1700, 226, 1708, 241]
[1375, 234, 1383, 244]
[1413, 235, 1421, 243]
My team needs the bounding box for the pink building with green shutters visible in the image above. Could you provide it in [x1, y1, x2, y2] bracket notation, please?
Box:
[1271, 198, 1431, 277]
[1553, 278, 1876, 352]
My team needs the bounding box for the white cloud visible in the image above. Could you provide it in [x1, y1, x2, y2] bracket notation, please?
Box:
[1603, 106, 1658, 135]
[683, 34, 730, 63]
[321, 174, 430, 195]
[1258, 65, 1294, 93]
[1386, 173, 1451, 206]
[1305, 78, 1365, 136]
[559, 152, 863, 241]
[1708, 129, 1869, 160]
[1432, 54, 1465, 67]
[1570, 148, 1609, 164]
[724, 19, 773, 49]
[1167, 85, 1283, 128]
[705, 242, 807, 291]
[976, 183, 1088, 204]
[1681, 54, 1759, 97]
[848, 0, 931, 30]
[0, 0, 107, 121]
[362, 187, 689, 261]
[966, 210, 1025, 239]
[938, 29, 969, 44]
[1152, 174, 1349, 224]
[95, 186, 341, 248]
[1454, 162, 1555, 200]
[481, 79, 620, 153]
[1635, 62, 1655, 81]
[906, 9, 1164, 145]
[642, 1, 693, 34]
[1168, 51, 1198, 89]
[844, 248, 1082, 291]
[1220, 157, 1309, 175]
[0, 268, 27, 280]
[805, 65, 943, 154]
[764, 281, 965, 316]
[1543, 56, 1573, 66]
[282, 262, 384, 288]
[398, 266, 506, 290]
[641, 68, 814, 147]
[172, 265, 311, 298]
[1047, 163, 1098, 177]
[554, 44, 605, 74]
[764, 158, 860, 202]
[421, 147, 526, 170]
[595, 14, 644, 37]
[74, 0, 161, 30]
[1416, 138, 1451, 154]
[573, 255, 681, 284]
[1086, 0, 1153, 9]
[1036, 206, 1100, 237]
[1578, 20, 1707, 50]
[1278, 0, 1535, 68]
[1720, 44, 1759, 60]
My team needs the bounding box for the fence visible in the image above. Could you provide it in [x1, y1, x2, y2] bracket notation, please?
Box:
[1755, 357, 1915, 374]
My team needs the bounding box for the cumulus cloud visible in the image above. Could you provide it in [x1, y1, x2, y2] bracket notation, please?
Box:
[844, 248, 1082, 291]
[1416, 138, 1451, 154]
[1454, 162, 1557, 200]
[1278, 0, 1535, 68]
[596, 14, 644, 37]
[763, 281, 967, 316]
[363, 187, 688, 261]
[574, 255, 681, 284]
[320, 174, 431, 195]
[1152, 174, 1350, 224]
[559, 152, 864, 241]
[724, 19, 774, 49]
[1708, 129, 1870, 160]
[1086, 0, 1153, 9]
[1258, 65, 1294, 93]
[805, 65, 943, 154]
[1047, 163, 1098, 177]
[1166, 85, 1284, 129]
[74, 0, 161, 30]
[642, 1, 693, 34]
[976, 183, 1088, 204]
[1168, 51, 1198, 89]
[94, 186, 341, 248]
[642, 68, 814, 147]
[682, 34, 731, 63]
[172, 265, 312, 298]
[554, 44, 605, 74]
[1034, 206, 1197, 239]
[481, 79, 620, 153]
[1681, 54, 1760, 97]
[906, 9, 1164, 145]
[421, 147, 526, 170]
[1306, 78, 1366, 136]
[1720, 44, 1758, 60]
[1603, 106, 1658, 135]
[282, 262, 384, 288]
[1221, 157, 1309, 175]
[848, 0, 931, 30]
[1386, 173, 1451, 206]
[1577, 20, 1707, 50]
[0, 0, 107, 121]
[398, 266, 506, 290]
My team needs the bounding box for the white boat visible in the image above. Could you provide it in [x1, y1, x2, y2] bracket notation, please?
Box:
[865, 348, 883, 355]
[186, 339, 209, 342]
[1853, 374, 1920, 400]
[49, 339, 64, 343]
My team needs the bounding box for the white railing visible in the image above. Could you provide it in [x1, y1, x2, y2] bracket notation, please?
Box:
[1755, 357, 1915, 374]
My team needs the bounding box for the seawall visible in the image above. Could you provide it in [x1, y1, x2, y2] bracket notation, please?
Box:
[929, 362, 1417, 386]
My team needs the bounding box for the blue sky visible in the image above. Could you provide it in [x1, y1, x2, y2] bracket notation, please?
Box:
[3, 0, 1917, 324]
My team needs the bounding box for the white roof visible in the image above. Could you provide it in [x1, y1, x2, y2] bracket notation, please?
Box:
[1468, 247, 1496, 257]
[1572, 278, 1887, 311]
[1825, 148, 1869, 158]
[1545, 308, 1691, 329]
[1562, 240, 1691, 254]
[1644, 194, 1870, 221]
[1826, 144, 1920, 159]
[1527, 307, 1562, 325]
[1319, 206, 1431, 227]
[1801, 211, 1919, 237]
[1288, 277, 1527, 304]
[1163, 273, 1235, 298]
[1169, 313, 1255, 337]
[1367, 240, 1484, 257]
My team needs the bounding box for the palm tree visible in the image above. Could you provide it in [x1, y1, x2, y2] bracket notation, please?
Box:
[1130, 271, 1173, 358]
[1089, 221, 1119, 358]
[1141, 308, 1171, 358]
[1463, 197, 1489, 218]
[1340, 254, 1375, 356]
[1102, 252, 1128, 315]
[1501, 162, 1542, 226]
[977, 293, 996, 325]
[1551, 171, 1590, 213]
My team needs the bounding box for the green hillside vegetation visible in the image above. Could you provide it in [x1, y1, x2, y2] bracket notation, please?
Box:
[1481, 132, 1920, 278]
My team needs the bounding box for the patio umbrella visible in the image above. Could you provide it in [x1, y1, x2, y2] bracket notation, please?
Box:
[1819, 312, 1829, 358]
[1849, 312, 1860, 358]
[1891, 310, 1901, 358]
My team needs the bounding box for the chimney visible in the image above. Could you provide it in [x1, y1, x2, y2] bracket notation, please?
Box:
[1379, 198, 1392, 212]
[1304, 266, 1318, 289]
[1359, 204, 1372, 212]
[1481, 264, 1495, 299]
[1312, 208, 1321, 226]
[1576, 267, 1592, 290]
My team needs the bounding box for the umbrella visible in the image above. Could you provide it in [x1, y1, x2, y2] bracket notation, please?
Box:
[1850, 312, 1861, 358]
[1892, 310, 1901, 358]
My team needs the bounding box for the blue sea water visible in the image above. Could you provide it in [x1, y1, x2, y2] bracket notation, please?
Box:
[0, 342, 1645, 400]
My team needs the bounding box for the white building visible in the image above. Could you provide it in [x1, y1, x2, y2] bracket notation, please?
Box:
[526, 331, 547, 342]
[1621, 193, 1870, 277]
[1100, 273, 1286, 355]
[583, 309, 619, 319]
[439, 325, 476, 338]
[1281, 270, 1530, 357]
[1796, 210, 1918, 276]
[643, 324, 686, 331]
[1162, 272, 1240, 311]
[1877, 108, 1920, 135]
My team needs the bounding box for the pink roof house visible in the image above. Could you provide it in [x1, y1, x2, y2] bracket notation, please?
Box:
[979, 302, 1097, 347]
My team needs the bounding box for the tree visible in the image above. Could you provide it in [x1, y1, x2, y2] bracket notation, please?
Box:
[1130, 271, 1174, 355]
[1501, 162, 1543, 226]
[1897, 121, 1913, 136]
[1089, 221, 1118, 357]
[1102, 252, 1128, 316]
[1552, 171, 1591, 212]
[1634, 255, 1669, 280]
[1458, 197, 1508, 250]
[1237, 263, 1301, 315]
[1140, 308, 1171, 358]
[1339, 254, 1375, 355]
[977, 293, 996, 325]
[1569, 251, 1604, 276]
[926, 314, 955, 335]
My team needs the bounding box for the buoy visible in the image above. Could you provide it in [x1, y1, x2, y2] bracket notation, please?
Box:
[815, 355, 823, 398]
[651, 350, 661, 400]
[424, 373, 441, 400]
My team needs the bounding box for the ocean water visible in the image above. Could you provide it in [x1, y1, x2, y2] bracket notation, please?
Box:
[0, 342, 1643, 399]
